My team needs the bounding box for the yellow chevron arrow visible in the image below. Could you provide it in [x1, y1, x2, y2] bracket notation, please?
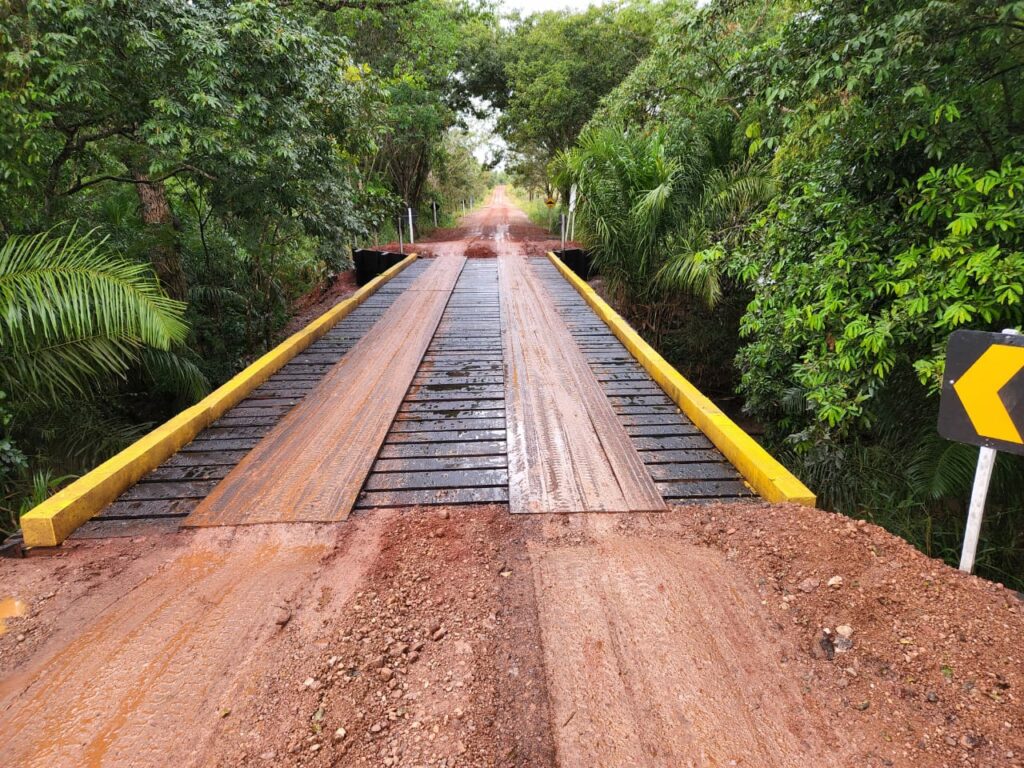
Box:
[954, 344, 1024, 444]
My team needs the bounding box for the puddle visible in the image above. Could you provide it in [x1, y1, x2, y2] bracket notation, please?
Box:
[0, 596, 27, 635]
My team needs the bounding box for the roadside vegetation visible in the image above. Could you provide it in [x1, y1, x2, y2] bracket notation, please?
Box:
[495, 0, 1024, 587]
[0, 0, 496, 530]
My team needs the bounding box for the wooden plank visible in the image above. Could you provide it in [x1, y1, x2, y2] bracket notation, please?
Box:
[372, 455, 507, 473]
[225, 397, 301, 409]
[377, 440, 506, 459]
[385, 428, 506, 444]
[656, 479, 751, 498]
[98, 498, 199, 519]
[184, 255, 466, 527]
[646, 462, 742, 482]
[395, 408, 504, 421]
[200, 426, 273, 440]
[412, 375, 503, 386]
[163, 450, 248, 467]
[625, 424, 702, 437]
[500, 254, 666, 514]
[636, 449, 725, 465]
[210, 415, 280, 428]
[399, 399, 505, 413]
[616, 413, 687, 426]
[363, 468, 507, 491]
[389, 418, 505, 433]
[355, 486, 508, 508]
[145, 464, 233, 481]
[180, 438, 260, 452]
[632, 435, 715, 451]
[406, 384, 503, 398]
[121, 480, 220, 501]
[218, 405, 292, 419]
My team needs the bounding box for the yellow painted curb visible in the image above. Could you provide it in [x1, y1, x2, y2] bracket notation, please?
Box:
[547, 252, 815, 506]
[20, 254, 419, 547]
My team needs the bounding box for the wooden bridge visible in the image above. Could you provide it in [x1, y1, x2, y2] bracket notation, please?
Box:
[19, 189, 812, 547]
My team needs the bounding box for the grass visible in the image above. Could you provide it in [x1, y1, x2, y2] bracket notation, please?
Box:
[509, 188, 560, 233]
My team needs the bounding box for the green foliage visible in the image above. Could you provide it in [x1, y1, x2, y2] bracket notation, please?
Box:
[427, 131, 492, 218]
[0, 227, 198, 532]
[0, 227, 189, 399]
[555, 126, 687, 306]
[528, 0, 1024, 585]
[0, 0, 500, 525]
[488, 2, 661, 193]
[329, 0, 496, 208]
[0, 392, 27, 489]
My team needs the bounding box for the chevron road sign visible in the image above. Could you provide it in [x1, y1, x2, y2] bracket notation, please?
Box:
[939, 329, 1024, 454]
[938, 328, 1024, 574]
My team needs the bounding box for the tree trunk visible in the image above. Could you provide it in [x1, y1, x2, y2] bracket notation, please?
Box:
[130, 166, 187, 300]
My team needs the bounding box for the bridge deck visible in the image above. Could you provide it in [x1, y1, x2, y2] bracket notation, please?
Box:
[72, 254, 750, 538]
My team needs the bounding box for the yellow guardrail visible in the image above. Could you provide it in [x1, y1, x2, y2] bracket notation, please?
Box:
[547, 251, 815, 506]
[20, 254, 418, 547]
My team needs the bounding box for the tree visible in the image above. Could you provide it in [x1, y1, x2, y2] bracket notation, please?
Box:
[322, 0, 495, 208]
[0, 227, 200, 531]
[0, 0, 372, 289]
[532, 0, 1024, 583]
[495, 3, 659, 164]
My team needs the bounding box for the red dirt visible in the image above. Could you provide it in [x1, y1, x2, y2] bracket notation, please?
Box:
[463, 242, 496, 259]
[283, 270, 359, 336]
[1, 189, 1021, 767]
[3, 502, 1021, 767]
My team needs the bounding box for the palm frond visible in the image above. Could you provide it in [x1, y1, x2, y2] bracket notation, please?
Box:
[0, 226, 190, 399]
[656, 244, 723, 307]
[0, 226, 188, 351]
[907, 434, 980, 501]
[140, 348, 211, 402]
[1, 335, 141, 401]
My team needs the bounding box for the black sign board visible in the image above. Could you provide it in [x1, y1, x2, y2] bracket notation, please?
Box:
[938, 329, 1024, 455]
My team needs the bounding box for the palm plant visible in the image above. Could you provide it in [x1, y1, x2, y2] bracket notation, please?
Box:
[655, 165, 776, 305]
[555, 123, 776, 318]
[553, 125, 693, 308]
[0, 226, 192, 400]
[0, 227, 206, 532]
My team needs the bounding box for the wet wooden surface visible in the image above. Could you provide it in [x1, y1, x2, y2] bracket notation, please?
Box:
[356, 260, 509, 509]
[182, 255, 466, 526]
[73, 243, 750, 538]
[72, 263, 431, 537]
[499, 253, 667, 514]
[532, 258, 752, 503]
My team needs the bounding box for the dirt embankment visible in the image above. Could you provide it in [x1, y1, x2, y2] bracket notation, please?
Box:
[4, 502, 1020, 767]
[283, 270, 360, 336]
[676, 502, 1024, 767]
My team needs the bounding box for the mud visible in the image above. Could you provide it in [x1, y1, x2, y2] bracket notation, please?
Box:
[0, 522, 381, 767]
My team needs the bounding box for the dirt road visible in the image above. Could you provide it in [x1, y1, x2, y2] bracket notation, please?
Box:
[1, 190, 1022, 767]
